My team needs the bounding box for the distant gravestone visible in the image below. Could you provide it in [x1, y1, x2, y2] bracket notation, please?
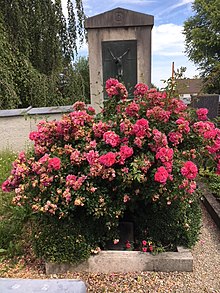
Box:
[85, 7, 154, 112]
[191, 94, 219, 120]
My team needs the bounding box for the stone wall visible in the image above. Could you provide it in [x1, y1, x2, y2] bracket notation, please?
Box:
[0, 106, 72, 152]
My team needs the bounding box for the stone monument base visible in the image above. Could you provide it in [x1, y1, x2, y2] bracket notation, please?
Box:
[45, 247, 193, 274]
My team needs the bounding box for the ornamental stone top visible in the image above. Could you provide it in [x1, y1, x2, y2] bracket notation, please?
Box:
[85, 7, 154, 29]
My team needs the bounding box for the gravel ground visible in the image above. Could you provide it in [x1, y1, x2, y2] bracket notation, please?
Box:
[0, 204, 219, 292]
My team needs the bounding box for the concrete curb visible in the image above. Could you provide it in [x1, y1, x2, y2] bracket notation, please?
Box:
[198, 182, 220, 229]
[45, 247, 193, 274]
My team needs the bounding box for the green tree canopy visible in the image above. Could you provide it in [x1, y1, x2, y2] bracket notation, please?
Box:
[0, 0, 89, 109]
[0, 0, 85, 75]
[183, 0, 220, 93]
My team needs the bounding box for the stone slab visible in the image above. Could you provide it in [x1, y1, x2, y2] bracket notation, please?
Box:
[45, 247, 193, 274]
[0, 278, 86, 293]
[0, 105, 72, 117]
[198, 182, 220, 229]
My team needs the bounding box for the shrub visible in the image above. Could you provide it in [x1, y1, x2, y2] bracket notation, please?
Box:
[2, 79, 220, 262]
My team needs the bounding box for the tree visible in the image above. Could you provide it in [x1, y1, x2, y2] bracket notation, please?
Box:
[0, 0, 88, 109]
[183, 0, 220, 93]
[0, 0, 85, 75]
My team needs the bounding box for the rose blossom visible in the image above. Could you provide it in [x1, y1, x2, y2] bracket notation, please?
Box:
[105, 78, 128, 99]
[2, 180, 11, 192]
[176, 117, 190, 134]
[168, 131, 183, 146]
[156, 147, 173, 163]
[142, 240, 147, 246]
[103, 131, 120, 147]
[154, 166, 169, 184]
[196, 108, 208, 121]
[99, 152, 116, 167]
[123, 195, 130, 203]
[125, 101, 140, 117]
[133, 83, 148, 97]
[132, 118, 150, 137]
[181, 161, 198, 180]
[48, 157, 61, 170]
[119, 145, 134, 164]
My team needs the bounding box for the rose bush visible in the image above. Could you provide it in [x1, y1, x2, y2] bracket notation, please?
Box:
[2, 78, 220, 262]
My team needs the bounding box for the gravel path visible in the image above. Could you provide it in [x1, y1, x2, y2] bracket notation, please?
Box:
[0, 204, 219, 292]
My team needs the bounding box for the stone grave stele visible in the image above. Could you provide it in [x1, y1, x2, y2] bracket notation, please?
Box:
[85, 7, 154, 113]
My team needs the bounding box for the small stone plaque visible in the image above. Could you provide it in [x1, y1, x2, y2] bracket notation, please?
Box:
[0, 278, 86, 293]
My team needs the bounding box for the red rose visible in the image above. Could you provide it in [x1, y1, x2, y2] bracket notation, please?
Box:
[125, 241, 131, 249]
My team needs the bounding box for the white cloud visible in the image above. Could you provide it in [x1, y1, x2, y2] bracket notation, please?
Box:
[156, 0, 193, 18]
[171, 0, 193, 10]
[152, 57, 199, 88]
[151, 22, 199, 88]
[152, 24, 185, 56]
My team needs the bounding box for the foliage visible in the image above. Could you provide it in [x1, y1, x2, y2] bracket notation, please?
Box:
[58, 57, 90, 105]
[0, 150, 30, 257]
[2, 78, 220, 263]
[0, 0, 85, 74]
[132, 198, 202, 249]
[32, 212, 111, 263]
[0, 1, 88, 109]
[183, 0, 220, 93]
[199, 168, 220, 199]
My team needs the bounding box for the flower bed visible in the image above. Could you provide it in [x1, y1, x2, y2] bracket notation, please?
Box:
[2, 78, 220, 264]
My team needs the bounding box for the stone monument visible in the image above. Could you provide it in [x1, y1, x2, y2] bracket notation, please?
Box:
[85, 7, 154, 112]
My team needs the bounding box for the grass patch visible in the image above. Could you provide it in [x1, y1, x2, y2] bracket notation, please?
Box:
[0, 149, 31, 259]
[0, 149, 17, 212]
[199, 168, 220, 199]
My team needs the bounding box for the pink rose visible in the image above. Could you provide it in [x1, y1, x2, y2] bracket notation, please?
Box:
[125, 241, 131, 249]
[29, 131, 39, 141]
[48, 157, 61, 170]
[142, 240, 147, 246]
[181, 161, 198, 180]
[154, 166, 169, 184]
[99, 152, 116, 167]
[196, 108, 208, 121]
[119, 145, 134, 164]
[2, 180, 11, 192]
[133, 83, 148, 97]
[132, 118, 150, 137]
[103, 131, 120, 147]
[125, 102, 140, 117]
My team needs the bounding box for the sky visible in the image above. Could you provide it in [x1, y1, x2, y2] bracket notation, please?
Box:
[62, 0, 199, 88]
